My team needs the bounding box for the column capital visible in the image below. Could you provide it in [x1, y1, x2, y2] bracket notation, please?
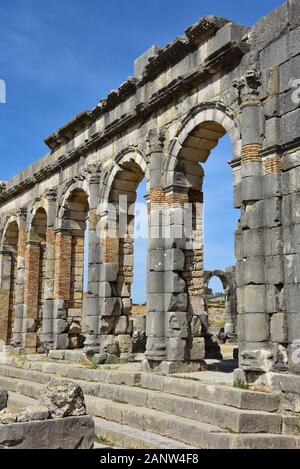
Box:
[147, 129, 166, 155]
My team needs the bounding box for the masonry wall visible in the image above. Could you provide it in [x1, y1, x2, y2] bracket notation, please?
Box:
[0, 2, 299, 378]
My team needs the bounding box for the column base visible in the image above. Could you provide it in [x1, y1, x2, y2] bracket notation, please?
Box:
[142, 359, 207, 375]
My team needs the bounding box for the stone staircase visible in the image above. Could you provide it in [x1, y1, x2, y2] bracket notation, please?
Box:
[0, 358, 300, 449]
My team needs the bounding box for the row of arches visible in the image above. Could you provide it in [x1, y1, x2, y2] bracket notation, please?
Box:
[0, 104, 242, 362]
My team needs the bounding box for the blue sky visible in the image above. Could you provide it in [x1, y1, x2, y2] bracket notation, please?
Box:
[0, 0, 284, 301]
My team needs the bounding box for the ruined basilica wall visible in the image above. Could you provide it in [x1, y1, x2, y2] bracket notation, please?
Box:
[1, 2, 300, 378]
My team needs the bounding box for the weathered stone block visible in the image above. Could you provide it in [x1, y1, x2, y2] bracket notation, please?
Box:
[283, 224, 300, 255]
[284, 254, 300, 284]
[146, 312, 164, 337]
[114, 316, 128, 335]
[242, 229, 264, 258]
[145, 337, 166, 360]
[99, 281, 112, 298]
[241, 177, 262, 202]
[166, 338, 186, 362]
[98, 317, 115, 335]
[99, 298, 122, 317]
[191, 315, 202, 337]
[165, 249, 185, 272]
[271, 313, 287, 343]
[0, 391, 8, 411]
[117, 335, 132, 354]
[241, 201, 264, 230]
[264, 197, 282, 228]
[243, 257, 265, 285]
[263, 173, 282, 199]
[189, 337, 205, 361]
[244, 285, 266, 313]
[265, 255, 284, 284]
[165, 312, 188, 339]
[243, 314, 270, 343]
[100, 263, 117, 282]
[40, 379, 86, 419]
[0, 416, 94, 449]
[251, 2, 289, 52]
[265, 227, 282, 256]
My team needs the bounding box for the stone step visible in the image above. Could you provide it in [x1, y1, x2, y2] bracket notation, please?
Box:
[1, 374, 299, 449]
[0, 364, 283, 434]
[86, 395, 299, 449]
[6, 390, 195, 449]
[94, 417, 196, 449]
[0, 361, 279, 412]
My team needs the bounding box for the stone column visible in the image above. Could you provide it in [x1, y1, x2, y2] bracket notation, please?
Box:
[145, 132, 168, 365]
[233, 69, 273, 378]
[52, 229, 72, 350]
[145, 131, 199, 371]
[0, 250, 13, 344]
[281, 151, 300, 374]
[84, 166, 103, 355]
[23, 241, 41, 352]
[42, 189, 58, 350]
[12, 210, 27, 349]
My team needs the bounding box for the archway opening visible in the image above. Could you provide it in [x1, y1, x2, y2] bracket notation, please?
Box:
[64, 188, 89, 349]
[2, 220, 19, 344]
[29, 208, 47, 351]
[175, 117, 240, 363]
[105, 158, 148, 356]
[206, 275, 226, 341]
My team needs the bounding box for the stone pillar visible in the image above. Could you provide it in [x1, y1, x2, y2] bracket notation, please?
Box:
[0, 250, 13, 344]
[52, 229, 72, 350]
[224, 267, 238, 343]
[282, 151, 300, 374]
[233, 69, 274, 378]
[42, 189, 58, 350]
[84, 166, 103, 354]
[11, 211, 27, 349]
[145, 133, 168, 364]
[145, 131, 202, 371]
[23, 241, 41, 352]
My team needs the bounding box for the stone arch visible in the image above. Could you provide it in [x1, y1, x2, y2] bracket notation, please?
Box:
[160, 103, 241, 359]
[204, 270, 229, 292]
[163, 102, 241, 188]
[204, 268, 237, 343]
[1, 215, 20, 251]
[99, 147, 149, 214]
[27, 198, 50, 234]
[56, 178, 90, 230]
[0, 218, 20, 344]
[95, 147, 149, 357]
